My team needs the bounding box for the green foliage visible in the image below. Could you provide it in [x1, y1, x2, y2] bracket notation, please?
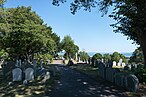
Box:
[111, 52, 127, 63]
[34, 53, 53, 63]
[92, 53, 102, 60]
[61, 35, 79, 59]
[129, 47, 144, 64]
[0, 49, 8, 60]
[0, 6, 60, 61]
[134, 67, 146, 84]
[103, 53, 111, 61]
[78, 51, 89, 62]
[52, 0, 146, 67]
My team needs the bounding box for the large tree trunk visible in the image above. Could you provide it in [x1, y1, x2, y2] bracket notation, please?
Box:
[138, 33, 146, 68]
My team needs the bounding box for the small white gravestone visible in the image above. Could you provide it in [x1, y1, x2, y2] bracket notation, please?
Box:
[25, 68, 34, 81]
[23, 80, 28, 85]
[118, 59, 123, 66]
[12, 68, 22, 81]
[0, 59, 4, 68]
[44, 72, 50, 80]
[122, 62, 126, 67]
[113, 61, 116, 66]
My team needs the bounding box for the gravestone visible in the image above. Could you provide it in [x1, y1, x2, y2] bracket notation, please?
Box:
[18, 60, 22, 67]
[121, 62, 126, 68]
[98, 63, 106, 79]
[118, 59, 123, 66]
[33, 59, 37, 77]
[0, 59, 4, 69]
[114, 73, 125, 87]
[124, 65, 130, 71]
[12, 68, 22, 81]
[113, 61, 116, 67]
[106, 68, 115, 82]
[125, 74, 139, 92]
[3, 61, 15, 78]
[25, 68, 34, 81]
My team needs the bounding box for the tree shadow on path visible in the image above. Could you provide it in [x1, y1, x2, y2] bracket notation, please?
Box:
[48, 65, 129, 97]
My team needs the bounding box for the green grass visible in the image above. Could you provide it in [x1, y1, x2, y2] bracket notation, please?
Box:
[69, 64, 99, 79]
[69, 64, 146, 97]
[0, 65, 60, 97]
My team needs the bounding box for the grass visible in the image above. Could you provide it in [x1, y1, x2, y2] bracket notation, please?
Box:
[0, 64, 60, 97]
[69, 64, 99, 80]
[69, 63, 146, 97]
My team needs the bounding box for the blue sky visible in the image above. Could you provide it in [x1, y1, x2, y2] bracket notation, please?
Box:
[5, 0, 138, 53]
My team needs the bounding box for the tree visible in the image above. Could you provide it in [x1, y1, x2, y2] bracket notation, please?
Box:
[111, 52, 127, 63]
[129, 47, 144, 64]
[61, 35, 79, 59]
[93, 53, 102, 60]
[51, 0, 146, 67]
[78, 51, 89, 62]
[103, 53, 111, 62]
[0, 6, 57, 61]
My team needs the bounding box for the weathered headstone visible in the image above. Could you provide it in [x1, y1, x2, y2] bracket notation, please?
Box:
[3, 61, 15, 78]
[114, 73, 125, 87]
[106, 68, 115, 82]
[12, 68, 22, 81]
[25, 68, 34, 81]
[125, 74, 139, 92]
[98, 63, 106, 79]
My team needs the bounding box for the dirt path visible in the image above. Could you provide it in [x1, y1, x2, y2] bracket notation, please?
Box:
[48, 65, 128, 97]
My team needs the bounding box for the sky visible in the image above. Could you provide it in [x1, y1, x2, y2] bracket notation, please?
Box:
[4, 0, 138, 53]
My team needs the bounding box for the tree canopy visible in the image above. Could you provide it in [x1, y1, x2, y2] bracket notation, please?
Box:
[0, 6, 60, 61]
[129, 47, 144, 64]
[61, 35, 79, 59]
[78, 51, 89, 62]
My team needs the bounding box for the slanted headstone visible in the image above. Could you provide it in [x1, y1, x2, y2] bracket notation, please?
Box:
[12, 68, 22, 81]
[125, 74, 139, 92]
[25, 68, 34, 81]
[41, 72, 51, 84]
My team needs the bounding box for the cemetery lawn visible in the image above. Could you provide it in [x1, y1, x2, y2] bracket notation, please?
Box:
[69, 64, 146, 97]
[0, 65, 60, 97]
[69, 64, 99, 80]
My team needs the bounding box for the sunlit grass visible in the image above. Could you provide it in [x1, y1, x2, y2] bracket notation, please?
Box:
[0, 65, 60, 97]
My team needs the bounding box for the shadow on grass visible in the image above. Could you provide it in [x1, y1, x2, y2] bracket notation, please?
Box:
[0, 65, 60, 97]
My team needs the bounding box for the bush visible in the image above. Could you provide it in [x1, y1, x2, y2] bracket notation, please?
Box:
[134, 68, 146, 84]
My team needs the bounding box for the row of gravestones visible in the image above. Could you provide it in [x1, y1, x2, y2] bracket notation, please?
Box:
[12, 67, 34, 81]
[2, 59, 46, 79]
[98, 62, 139, 92]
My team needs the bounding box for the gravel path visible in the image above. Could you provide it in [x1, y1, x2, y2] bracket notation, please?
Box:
[48, 65, 128, 97]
